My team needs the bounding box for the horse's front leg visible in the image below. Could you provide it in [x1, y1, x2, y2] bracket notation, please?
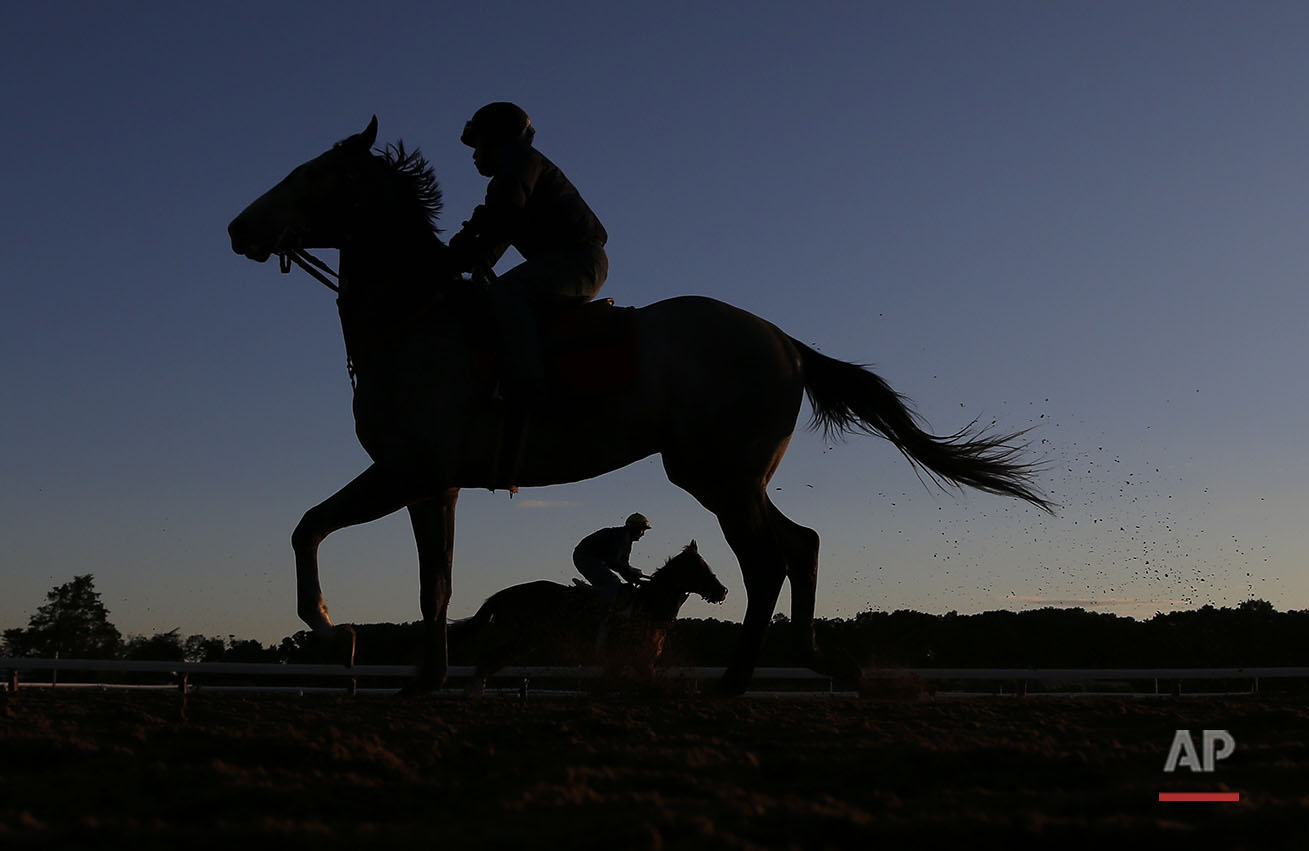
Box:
[404, 489, 459, 694]
[291, 463, 423, 664]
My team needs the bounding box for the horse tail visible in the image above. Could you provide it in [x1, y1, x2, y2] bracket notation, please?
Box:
[789, 337, 1054, 513]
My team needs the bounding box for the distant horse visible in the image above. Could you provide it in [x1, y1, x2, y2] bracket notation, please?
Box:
[227, 117, 1051, 695]
[452, 541, 728, 694]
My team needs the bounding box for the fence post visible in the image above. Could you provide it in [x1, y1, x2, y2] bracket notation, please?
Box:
[520, 677, 529, 699]
[175, 671, 190, 720]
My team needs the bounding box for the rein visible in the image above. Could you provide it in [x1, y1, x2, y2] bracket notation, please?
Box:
[278, 248, 341, 293]
[275, 245, 351, 385]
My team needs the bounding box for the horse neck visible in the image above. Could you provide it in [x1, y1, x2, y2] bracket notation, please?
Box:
[635, 568, 692, 621]
[336, 227, 460, 355]
[340, 222, 443, 298]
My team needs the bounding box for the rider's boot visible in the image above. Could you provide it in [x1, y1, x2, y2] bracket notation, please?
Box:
[490, 283, 546, 412]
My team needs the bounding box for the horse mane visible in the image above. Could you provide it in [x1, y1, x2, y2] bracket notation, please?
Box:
[327, 135, 443, 235]
[328, 129, 444, 235]
[650, 543, 698, 580]
[379, 141, 443, 233]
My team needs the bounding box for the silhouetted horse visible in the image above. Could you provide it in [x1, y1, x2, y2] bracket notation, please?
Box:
[452, 541, 727, 694]
[227, 117, 1052, 695]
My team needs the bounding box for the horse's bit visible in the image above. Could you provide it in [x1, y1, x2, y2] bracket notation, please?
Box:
[278, 247, 341, 293]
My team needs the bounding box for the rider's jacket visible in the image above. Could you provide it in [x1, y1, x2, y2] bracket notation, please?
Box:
[573, 526, 637, 572]
[461, 142, 607, 266]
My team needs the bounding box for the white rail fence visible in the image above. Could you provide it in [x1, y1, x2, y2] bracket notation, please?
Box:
[4, 658, 1307, 697]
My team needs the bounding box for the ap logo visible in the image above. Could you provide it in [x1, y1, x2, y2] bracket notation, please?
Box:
[1164, 729, 1235, 773]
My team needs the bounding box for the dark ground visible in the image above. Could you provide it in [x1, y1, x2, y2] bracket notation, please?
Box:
[1, 688, 1304, 849]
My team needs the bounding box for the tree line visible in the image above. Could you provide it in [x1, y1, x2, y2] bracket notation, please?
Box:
[5, 575, 1308, 669]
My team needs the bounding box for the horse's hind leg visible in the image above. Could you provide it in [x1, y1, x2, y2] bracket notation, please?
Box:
[767, 501, 821, 665]
[663, 449, 791, 695]
[769, 500, 864, 683]
[672, 480, 787, 695]
[717, 500, 789, 695]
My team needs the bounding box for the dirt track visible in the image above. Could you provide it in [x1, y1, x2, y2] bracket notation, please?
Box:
[1, 689, 1303, 848]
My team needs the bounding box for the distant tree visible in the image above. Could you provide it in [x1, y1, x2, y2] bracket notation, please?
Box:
[121, 632, 278, 663]
[2, 575, 121, 658]
[223, 638, 279, 663]
[123, 629, 186, 661]
[1237, 598, 1275, 617]
[276, 623, 425, 664]
[277, 630, 317, 663]
[184, 634, 227, 662]
[261, 601, 1309, 671]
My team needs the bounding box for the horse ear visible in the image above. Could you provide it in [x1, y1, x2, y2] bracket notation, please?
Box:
[688, 539, 698, 552]
[361, 115, 379, 148]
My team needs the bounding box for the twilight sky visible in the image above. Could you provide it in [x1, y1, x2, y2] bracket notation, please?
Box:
[3, 2, 1306, 644]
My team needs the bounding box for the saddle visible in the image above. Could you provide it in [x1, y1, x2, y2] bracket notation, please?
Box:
[544, 299, 639, 394]
[473, 298, 638, 397]
[478, 297, 636, 493]
[570, 578, 638, 615]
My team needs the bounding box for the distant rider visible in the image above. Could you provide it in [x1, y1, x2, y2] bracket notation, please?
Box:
[572, 513, 651, 605]
[448, 102, 609, 408]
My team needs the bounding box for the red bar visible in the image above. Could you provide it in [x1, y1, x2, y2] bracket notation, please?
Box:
[1158, 792, 1240, 802]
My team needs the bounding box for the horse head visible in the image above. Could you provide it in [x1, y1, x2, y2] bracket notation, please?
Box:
[228, 116, 381, 263]
[665, 540, 729, 604]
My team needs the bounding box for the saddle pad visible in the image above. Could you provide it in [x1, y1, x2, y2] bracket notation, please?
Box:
[543, 300, 637, 396]
[470, 300, 638, 397]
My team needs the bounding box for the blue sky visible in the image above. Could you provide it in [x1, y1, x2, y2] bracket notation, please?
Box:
[3, 2, 1306, 644]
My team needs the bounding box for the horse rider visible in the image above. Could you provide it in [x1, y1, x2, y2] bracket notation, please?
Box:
[448, 102, 609, 409]
[572, 513, 651, 605]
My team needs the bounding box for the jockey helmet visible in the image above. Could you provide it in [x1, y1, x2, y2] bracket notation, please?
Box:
[461, 102, 533, 148]
[625, 513, 651, 531]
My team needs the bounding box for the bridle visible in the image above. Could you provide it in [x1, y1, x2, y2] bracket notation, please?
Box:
[267, 147, 469, 297]
[271, 155, 359, 294]
[278, 246, 341, 293]
[272, 220, 457, 393]
[271, 233, 352, 384]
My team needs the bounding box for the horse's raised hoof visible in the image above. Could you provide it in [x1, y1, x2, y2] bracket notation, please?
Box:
[331, 624, 357, 668]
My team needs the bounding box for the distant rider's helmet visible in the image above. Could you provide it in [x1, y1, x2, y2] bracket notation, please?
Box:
[461, 102, 533, 148]
[625, 513, 652, 531]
